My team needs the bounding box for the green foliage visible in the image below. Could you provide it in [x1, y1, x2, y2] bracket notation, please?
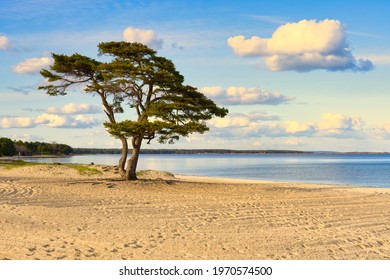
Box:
[0, 160, 101, 176]
[98, 41, 228, 145]
[38, 41, 228, 179]
[13, 140, 73, 156]
[67, 164, 102, 175]
[0, 137, 17, 156]
[0, 160, 43, 170]
[38, 42, 228, 146]
[39, 53, 101, 96]
[0, 137, 73, 157]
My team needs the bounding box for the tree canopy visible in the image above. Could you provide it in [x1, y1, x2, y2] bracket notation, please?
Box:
[39, 41, 228, 180]
[0, 138, 17, 157]
[0, 138, 73, 157]
[39, 50, 129, 175]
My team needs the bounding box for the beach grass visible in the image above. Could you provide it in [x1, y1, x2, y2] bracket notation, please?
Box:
[0, 160, 43, 170]
[0, 159, 102, 175]
[67, 164, 102, 175]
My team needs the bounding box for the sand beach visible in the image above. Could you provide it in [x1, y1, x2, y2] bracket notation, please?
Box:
[0, 164, 389, 260]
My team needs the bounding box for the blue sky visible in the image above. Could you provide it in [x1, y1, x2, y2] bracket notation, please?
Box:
[1, 0, 390, 151]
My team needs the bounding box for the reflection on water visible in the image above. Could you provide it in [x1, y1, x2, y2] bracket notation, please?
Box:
[22, 153, 390, 188]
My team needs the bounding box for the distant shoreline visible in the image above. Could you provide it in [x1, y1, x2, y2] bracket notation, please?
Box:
[0, 155, 70, 160]
[1, 149, 390, 159]
[71, 148, 390, 155]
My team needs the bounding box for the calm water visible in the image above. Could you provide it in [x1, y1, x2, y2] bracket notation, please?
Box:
[22, 153, 390, 188]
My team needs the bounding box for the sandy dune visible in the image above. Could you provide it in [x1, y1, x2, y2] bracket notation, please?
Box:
[1, 164, 389, 260]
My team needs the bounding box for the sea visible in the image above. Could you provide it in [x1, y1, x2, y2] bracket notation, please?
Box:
[21, 153, 390, 188]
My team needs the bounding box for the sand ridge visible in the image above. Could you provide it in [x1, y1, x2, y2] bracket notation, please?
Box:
[0, 164, 390, 260]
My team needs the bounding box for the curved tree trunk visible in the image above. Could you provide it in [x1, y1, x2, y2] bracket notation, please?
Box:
[97, 92, 129, 176]
[125, 136, 142, 180]
[118, 135, 128, 176]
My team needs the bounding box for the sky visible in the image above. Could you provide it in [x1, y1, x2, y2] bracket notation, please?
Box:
[1, 0, 390, 152]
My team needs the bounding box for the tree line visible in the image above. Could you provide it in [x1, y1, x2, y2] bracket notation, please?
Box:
[0, 137, 73, 157]
[73, 148, 308, 155]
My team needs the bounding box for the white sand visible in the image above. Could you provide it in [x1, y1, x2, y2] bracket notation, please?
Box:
[1, 164, 390, 260]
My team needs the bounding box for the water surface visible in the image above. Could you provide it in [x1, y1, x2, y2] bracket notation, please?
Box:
[22, 153, 390, 188]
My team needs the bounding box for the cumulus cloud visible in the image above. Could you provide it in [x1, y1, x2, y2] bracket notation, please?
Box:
[0, 117, 35, 129]
[12, 56, 53, 74]
[207, 112, 365, 139]
[34, 114, 69, 128]
[318, 113, 364, 135]
[0, 114, 99, 129]
[47, 103, 101, 115]
[35, 114, 99, 128]
[282, 121, 317, 134]
[257, 121, 317, 137]
[257, 113, 364, 138]
[123, 26, 163, 49]
[0, 34, 11, 50]
[1, 104, 100, 130]
[201, 86, 295, 105]
[207, 111, 280, 138]
[71, 115, 99, 128]
[227, 19, 374, 72]
[208, 114, 251, 128]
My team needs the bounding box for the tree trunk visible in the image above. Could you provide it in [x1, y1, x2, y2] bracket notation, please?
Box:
[118, 135, 128, 176]
[125, 136, 142, 180]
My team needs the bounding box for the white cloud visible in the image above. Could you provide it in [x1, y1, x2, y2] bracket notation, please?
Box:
[35, 113, 99, 128]
[0, 104, 100, 130]
[122, 26, 163, 49]
[318, 113, 364, 135]
[0, 114, 99, 129]
[71, 115, 99, 128]
[228, 35, 269, 57]
[257, 113, 364, 138]
[47, 103, 100, 115]
[257, 121, 317, 137]
[207, 111, 280, 138]
[0, 117, 35, 129]
[208, 114, 251, 128]
[35, 114, 69, 128]
[207, 112, 365, 139]
[12, 56, 53, 74]
[283, 121, 317, 134]
[227, 19, 373, 72]
[201, 86, 295, 105]
[0, 34, 11, 50]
